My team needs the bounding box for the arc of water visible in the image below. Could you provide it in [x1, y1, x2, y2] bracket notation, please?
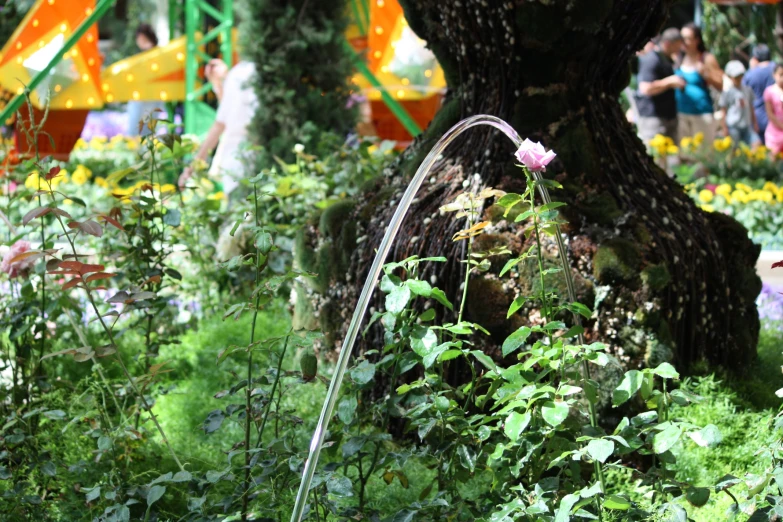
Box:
[290, 115, 586, 522]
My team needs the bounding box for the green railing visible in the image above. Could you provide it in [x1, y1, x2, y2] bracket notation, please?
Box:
[183, 0, 233, 136]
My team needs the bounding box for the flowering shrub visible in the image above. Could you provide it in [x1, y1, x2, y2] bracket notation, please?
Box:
[688, 179, 783, 250]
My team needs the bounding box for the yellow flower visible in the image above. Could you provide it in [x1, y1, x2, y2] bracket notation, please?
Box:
[698, 189, 714, 203]
[736, 182, 752, 193]
[693, 132, 704, 147]
[95, 176, 108, 188]
[63, 198, 73, 205]
[90, 141, 105, 151]
[125, 137, 139, 150]
[680, 137, 693, 151]
[649, 134, 675, 156]
[777, 191, 783, 203]
[755, 146, 769, 161]
[713, 136, 732, 152]
[684, 183, 695, 192]
[207, 191, 226, 201]
[72, 169, 87, 186]
[92, 136, 107, 144]
[73, 138, 88, 151]
[715, 183, 732, 196]
[739, 143, 752, 159]
[25, 171, 42, 190]
[25, 170, 64, 190]
[110, 135, 125, 145]
[160, 184, 176, 193]
[763, 181, 779, 193]
[731, 190, 748, 204]
[701, 204, 715, 212]
[73, 164, 92, 180]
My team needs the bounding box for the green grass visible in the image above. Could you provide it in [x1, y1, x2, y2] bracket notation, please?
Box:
[153, 303, 292, 469]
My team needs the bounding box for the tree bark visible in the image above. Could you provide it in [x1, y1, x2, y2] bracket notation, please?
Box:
[299, 0, 761, 376]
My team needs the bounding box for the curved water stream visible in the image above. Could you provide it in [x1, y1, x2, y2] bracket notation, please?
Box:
[290, 115, 585, 521]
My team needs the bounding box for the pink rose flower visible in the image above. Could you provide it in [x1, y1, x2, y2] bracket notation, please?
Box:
[1, 240, 35, 279]
[514, 139, 557, 172]
[705, 184, 717, 193]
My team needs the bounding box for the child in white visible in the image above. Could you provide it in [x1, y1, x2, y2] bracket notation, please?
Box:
[179, 60, 259, 195]
[719, 60, 760, 146]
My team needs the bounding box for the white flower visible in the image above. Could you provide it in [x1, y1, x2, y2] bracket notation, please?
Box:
[293, 143, 305, 154]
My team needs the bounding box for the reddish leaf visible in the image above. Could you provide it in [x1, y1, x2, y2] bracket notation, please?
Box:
[7, 250, 44, 264]
[45, 166, 61, 180]
[773, 260, 783, 269]
[80, 220, 103, 238]
[47, 269, 82, 276]
[99, 214, 124, 231]
[23, 206, 51, 225]
[67, 221, 80, 229]
[85, 272, 116, 283]
[50, 208, 72, 219]
[78, 264, 105, 275]
[61, 277, 83, 290]
[143, 275, 161, 285]
[57, 260, 84, 271]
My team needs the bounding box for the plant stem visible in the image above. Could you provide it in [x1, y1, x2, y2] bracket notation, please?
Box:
[242, 184, 264, 521]
[255, 335, 289, 448]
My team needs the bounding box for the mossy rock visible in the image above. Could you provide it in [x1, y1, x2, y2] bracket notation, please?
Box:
[319, 199, 355, 239]
[576, 192, 622, 226]
[641, 264, 670, 292]
[294, 228, 318, 274]
[466, 277, 512, 331]
[645, 339, 673, 368]
[358, 185, 396, 222]
[592, 238, 640, 284]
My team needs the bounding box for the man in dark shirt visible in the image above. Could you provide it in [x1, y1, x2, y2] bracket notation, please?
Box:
[636, 28, 686, 144]
[743, 44, 775, 144]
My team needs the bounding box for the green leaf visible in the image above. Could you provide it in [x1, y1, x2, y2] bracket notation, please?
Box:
[419, 308, 436, 321]
[386, 285, 411, 314]
[337, 396, 358, 425]
[586, 439, 614, 463]
[255, 230, 274, 255]
[172, 471, 192, 482]
[147, 485, 165, 506]
[507, 295, 527, 318]
[502, 327, 531, 357]
[554, 493, 579, 522]
[430, 287, 453, 310]
[688, 424, 722, 448]
[163, 208, 181, 227]
[457, 445, 475, 472]
[497, 193, 523, 211]
[350, 360, 376, 385]
[389, 509, 417, 522]
[470, 350, 497, 372]
[653, 424, 682, 454]
[410, 326, 438, 358]
[380, 274, 401, 293]
[603, 495, 632, 510]
[342, 436, 367, 458]
[685, 487, 710, 507]
[326, 474, 354, 497]
[651, 362, 679, 380]
[541, 401, 569, 427]
[612, 370, 643, 407]
[503, 411, 531, 440]
[406, 279, 432, 297]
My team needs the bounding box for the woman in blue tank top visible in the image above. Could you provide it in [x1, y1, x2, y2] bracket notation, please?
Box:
[675, 23, 724, 150]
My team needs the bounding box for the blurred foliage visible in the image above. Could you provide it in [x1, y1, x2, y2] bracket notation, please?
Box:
[239, 0, 358, 169]
[703, 2, 780, 66]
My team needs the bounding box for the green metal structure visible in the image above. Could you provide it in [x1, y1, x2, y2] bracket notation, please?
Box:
[183, 0, 233, 136]
[0, 0, 420, 140]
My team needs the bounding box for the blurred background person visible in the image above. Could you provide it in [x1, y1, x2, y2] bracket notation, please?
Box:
[743, 44, 775, 144]
[675, 23, 723, 147]
[636, 28, 686, 144]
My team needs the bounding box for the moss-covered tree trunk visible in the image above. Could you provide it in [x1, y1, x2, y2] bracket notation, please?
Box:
[301, 0, 761, 374]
